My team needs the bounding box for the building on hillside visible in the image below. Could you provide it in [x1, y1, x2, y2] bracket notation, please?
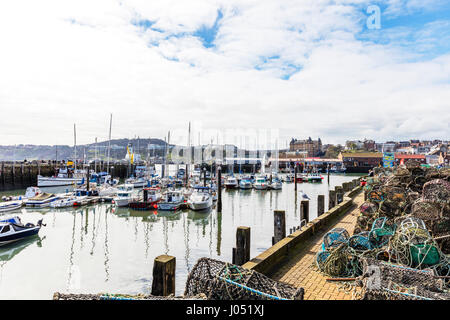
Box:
[338, 152, 383, 173]
[363, 139, 376, 151]
[289, 137, 322, 157]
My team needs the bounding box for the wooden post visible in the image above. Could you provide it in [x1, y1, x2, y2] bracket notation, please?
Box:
[151, 255, 176, 296]
[294, 165, 298, 192]
[1, 162, 4, 187]
[232, 227, 250, 266]
[317, 195, 325, 217]
[300, 200, 309, 224]
[335, 186, 343, 204]
[203, 168, 206, 187]
[272, 210, 286, 245]
[329, 189, 336, 210]
[11, 164, 15, 186]
[217, 166, 222, 212]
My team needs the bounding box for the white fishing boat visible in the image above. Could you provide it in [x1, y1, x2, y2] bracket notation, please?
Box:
[253, 176, 268, 190]
[305, 172, 323, 183]
[0, 200, 23, 213]
[37, 167, 84, 187]
[158, 190, 184, 211]
[112, 184, 134, 207]
[224, 176, 238, 189]
[187, 187, 213, 211]
[269, 177, 283, 190]
[239, 177, 253, 190]
[26, 193, 60, 208]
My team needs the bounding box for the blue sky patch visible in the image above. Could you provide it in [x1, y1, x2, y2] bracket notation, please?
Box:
[193, 9, 223, 48]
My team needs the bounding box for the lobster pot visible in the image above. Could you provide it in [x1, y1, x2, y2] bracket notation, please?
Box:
[184, 258, 304, 300]
[53, 292, 206, 300]
[360, 259, 449, 300]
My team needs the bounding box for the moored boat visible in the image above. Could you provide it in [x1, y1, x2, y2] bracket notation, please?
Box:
[158, 190, 184, 211]
[253, 176, 268, 190]
[26, 193, 59, 208]
[187, 187, 213, 211]
[0, 217, 44, 246]
[0, 200, 23, 213]
[224, 176, 238, 189]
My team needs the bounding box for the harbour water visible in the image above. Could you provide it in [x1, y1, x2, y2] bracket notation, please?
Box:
[0, 172, 359, 299]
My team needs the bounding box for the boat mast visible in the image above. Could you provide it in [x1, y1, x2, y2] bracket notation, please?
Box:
[95, 137, 98, 173]
[107, 113, 112, 174]
[74, 123, 77, 170]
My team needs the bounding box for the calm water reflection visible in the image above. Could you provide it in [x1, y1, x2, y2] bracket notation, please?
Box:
[0, 174, 359, 299]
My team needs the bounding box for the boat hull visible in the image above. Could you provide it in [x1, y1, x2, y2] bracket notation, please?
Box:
[37, 177, 83, 187]
[0, 227, 40, 247]
[113, 198, 131, 207]
[188, 199, 212, 211]
[158, 202, 183, 211]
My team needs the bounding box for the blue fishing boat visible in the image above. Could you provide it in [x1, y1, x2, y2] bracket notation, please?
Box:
[0, 217, 44, 246]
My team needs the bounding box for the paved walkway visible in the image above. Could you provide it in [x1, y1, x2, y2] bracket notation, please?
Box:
[272, 192, 365, 300]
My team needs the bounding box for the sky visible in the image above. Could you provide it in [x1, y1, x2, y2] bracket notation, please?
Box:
[0, 0, 449, 148]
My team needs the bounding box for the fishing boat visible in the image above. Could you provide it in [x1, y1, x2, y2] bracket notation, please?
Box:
[158, 190, 185, 211]
[128, 187, 161, 210]
[112, 184, 134, 207]
[306, 173, 323, 183]
[253, 176, 268, 190]
[26, 193, 59, 208]
[187, 187, 213, 211]
[239, 177, 253, 190]
[269, 176, 283, 190]
[50, 197, 77, 208]
[225, 176, 238, 189]
[37, 167, 84, 187]
[0, 200, 23, 213]
[0, 217, 44, 246]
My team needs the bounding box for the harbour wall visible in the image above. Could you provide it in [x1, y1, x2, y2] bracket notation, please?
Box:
[0, 161, 132, 192]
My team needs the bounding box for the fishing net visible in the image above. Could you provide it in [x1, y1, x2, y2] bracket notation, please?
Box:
[184, 258, 304, 300]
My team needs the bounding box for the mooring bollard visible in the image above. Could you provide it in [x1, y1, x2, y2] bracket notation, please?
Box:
[317, 195, 325, 217]
[300, 200, 309, 224]
[151, 255, 176, 296]
[272, 210, 286, 245]
[232, 227, 251, 266]
[335, 186, 343, 204]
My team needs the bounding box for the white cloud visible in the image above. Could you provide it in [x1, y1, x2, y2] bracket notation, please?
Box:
[0, 0, 448, 147]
